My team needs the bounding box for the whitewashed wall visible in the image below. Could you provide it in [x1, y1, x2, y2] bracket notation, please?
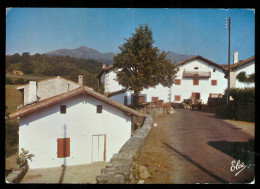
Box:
[19, 95, 131, 169]
[23, 77, 80, 105]
[235, 60, 255, 88]
[103, 70, 171, 103]
[101, 59, 227, 104]
[104, 70, 125, 93]
[171, 59, 227, 104]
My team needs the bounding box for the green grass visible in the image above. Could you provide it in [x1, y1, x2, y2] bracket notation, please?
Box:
[6, 72, 49, 81]
[5, 85, 21, 157]
[5, 85, 23, 113]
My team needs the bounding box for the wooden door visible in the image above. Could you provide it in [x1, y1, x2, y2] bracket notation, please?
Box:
[92, 134, 106, 162]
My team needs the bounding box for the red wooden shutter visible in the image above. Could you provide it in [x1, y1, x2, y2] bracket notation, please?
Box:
[152, 97, 159, 102]
[139, 96, 145, 103]
[57, 138, 70, 158]
[175, 79, 181, 85]
[211, 80, 217, 86]
[174, 95, 181, 101]
[209, 93, 212, 98]
[192, 93, 196, 98]
[193, 79, 199, 85]
[218, 93, 222, 98]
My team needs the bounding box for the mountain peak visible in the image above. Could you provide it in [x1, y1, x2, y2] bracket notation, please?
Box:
[46, 46, 193, 65]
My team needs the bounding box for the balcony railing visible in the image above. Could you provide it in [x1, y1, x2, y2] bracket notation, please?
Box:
[183, 70, 211, 78]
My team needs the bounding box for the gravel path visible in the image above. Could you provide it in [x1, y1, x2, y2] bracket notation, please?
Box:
[20, 162, 107, 183]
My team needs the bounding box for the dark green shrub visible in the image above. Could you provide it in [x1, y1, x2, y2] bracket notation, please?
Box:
[6, 78, 14, 85]
[5, 119, 19, 157]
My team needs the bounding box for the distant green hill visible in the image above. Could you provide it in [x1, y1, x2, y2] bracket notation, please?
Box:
[6, 53, 104, 90]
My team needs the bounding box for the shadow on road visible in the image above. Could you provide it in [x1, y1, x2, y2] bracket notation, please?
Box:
[163, 142, 229, 183]
[208, 140, 254, 169]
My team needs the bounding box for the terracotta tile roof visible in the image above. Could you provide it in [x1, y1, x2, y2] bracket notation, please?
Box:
[107, 89, 127, 97]
[96, 65, 114, 78]
[228, 55, 255, 70]
[9, 86, 144, 119]
[175, 55, 225, 70]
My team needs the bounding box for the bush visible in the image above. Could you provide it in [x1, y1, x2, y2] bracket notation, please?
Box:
[6, 78, 14, 85]
[229, 87, 255, 122]
[217, 88, 255, 122]
[5, 119, 19, 157]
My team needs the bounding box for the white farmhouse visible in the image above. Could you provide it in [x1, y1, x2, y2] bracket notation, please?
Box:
[229, 51, 255, 88]
[9, 76, 144, 169]
[97, 64, 172, 105]
[172, 55, 227, 104]
[97, 55, 227, 105]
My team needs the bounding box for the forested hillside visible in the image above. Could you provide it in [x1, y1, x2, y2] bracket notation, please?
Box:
[6, 53, 104, 90]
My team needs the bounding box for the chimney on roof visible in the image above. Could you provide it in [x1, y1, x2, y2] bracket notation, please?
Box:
[233, 51, 239, 64]
[78, 75, 83, 85]
[27, 81, 38, 104]
[102, 63, 107, 69]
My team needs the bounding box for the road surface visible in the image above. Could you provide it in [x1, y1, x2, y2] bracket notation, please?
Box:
[140, 109, 254, 184]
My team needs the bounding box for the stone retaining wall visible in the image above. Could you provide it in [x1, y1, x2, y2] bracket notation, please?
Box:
[6, 161, 28, 183]
[96, 115, 153, 184]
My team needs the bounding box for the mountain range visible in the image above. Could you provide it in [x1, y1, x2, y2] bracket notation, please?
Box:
[46, 46, 194, 65]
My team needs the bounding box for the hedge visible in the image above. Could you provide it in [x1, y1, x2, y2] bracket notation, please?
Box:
[216, 87, 255, 122]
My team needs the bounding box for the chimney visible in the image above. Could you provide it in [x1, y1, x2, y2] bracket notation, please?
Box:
[233, 51, 239, 64]
[27, 81, 38, 104]
[78, 75, 83, 85]
[102, 63, 107, 69]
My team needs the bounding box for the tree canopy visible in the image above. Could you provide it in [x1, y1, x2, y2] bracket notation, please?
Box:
[113, 24, 177, 96]
[236, 71, 255, 85]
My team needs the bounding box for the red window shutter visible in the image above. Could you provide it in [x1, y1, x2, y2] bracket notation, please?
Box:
[152, 97, 159, 102]
[211, 80, 217, 86]
[174, 95, 180, 101]
[139, 96, 145, 103]
[209, 93, 212, 98]
[175, 79, 181, 85]
[193, 79, 199, 85]
[192, 93, 196, 98]
[57, 138, 70, 158]
[218, 93, 222, 98]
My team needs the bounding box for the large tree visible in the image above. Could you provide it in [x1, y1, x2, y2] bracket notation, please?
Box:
[113, 24, 177, 104]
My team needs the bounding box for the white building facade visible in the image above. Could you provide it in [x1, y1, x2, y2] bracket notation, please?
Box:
[229, 52, 255, 88]
[172, 56, 227, 104]
[10, 79, 144, 169]
[97, 55, 227, 105]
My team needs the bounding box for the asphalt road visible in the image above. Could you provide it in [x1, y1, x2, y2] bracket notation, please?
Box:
[154, 109, 255, 184]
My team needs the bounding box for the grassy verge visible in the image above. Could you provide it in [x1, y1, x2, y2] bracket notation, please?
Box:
[6, 118, 19, 158]
[5, 84, 22, 113]
[6, 84, 21, 158]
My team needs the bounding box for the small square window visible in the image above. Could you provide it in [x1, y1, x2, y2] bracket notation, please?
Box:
[174, 95, 181, 101]
[60, 105, 66, 114]
[213, 69, 216, 72]
[211, 80, 217, 86]
[97, 105, 102, 113]
[194, 67, 198, 70]
[193, 79, 199, 85]
[175, 79, 181, 85]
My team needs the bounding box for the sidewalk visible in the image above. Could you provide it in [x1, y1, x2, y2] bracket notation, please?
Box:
[223, 120, 255, 138]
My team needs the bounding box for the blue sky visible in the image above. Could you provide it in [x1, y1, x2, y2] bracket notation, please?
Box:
[6, 8, 255, 64]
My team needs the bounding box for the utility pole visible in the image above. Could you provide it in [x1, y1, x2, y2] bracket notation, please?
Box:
[226, 17, 231, 118]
